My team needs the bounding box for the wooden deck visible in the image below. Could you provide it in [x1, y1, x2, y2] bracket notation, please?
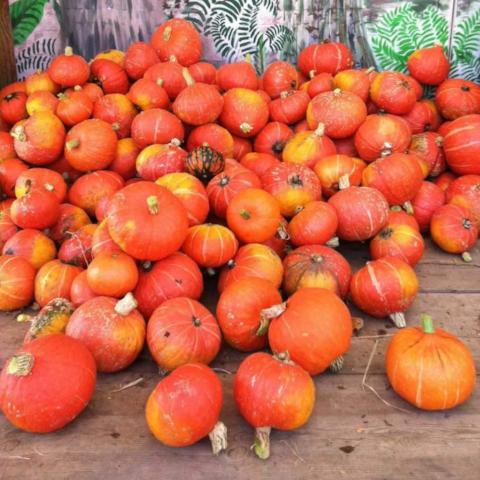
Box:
[1, 238, 479, 480]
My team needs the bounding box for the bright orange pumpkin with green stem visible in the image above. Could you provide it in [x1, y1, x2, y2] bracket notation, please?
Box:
[48, 46, 90, 86]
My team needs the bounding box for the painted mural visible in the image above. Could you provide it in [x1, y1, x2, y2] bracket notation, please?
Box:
[8, 0, 480, 83]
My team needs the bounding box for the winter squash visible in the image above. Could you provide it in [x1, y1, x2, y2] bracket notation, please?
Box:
[57, 224, 96, 267]
[11, 190, 60, 230]
[143, 59, 187, 100]
[0, 158, 28, 197]
[187, 123, 234, 158]
[387, 209, 420, 232]
[261, 162, 322, 217]
[362, 153, 424, 208]
[0, 334, 96, 432]
[219, 88, 269, 137]
[282, 124, 336, 169]
[0, 81, 26, 98]
[0, 255, 35, 310]
[407, 45, 449, 85]
[15, 167, 67, 202]
[328, 186, 389, 241]
[127, 78, 170, 111]
[185, 145, 225, 181]
[262, 61, 299, 99]
[147, 297, 221, 370]
[145, 364, 226, 454]
[306, 88, 367, 138]
[109, 137, 140, 180]
[74, 83, 104, 103]
[401, 100, 442, 134]
[297, 42, 353, 77]
[48, 46, 90, 86]
[91, 219, 121, 258]
[125, 42, 159, 80]
[216, 59, 258, 91]
[24, 71, 59, 96]
[239, 152, 280, 178]
[385, 314, 476, 410]
[412, 181, 445, 232]
[3, 229, 57, 270]
[0, 200, 18, 249]
[430, 204, 478, 261]
[93, 49, 126, 66]
[65, 119, 118, 172]
[217, 277, 282, 351]
[66, 293, 145, 372]
[156, 172, 209, 226]
[354, 113, 412, 162]
[134, 252, 203, 318]
[0, 131, 15, 160]
[234, 352, 315, 460]
[25, 91, 59, 115]
[232, 135, 252, 160]
[350, 256, 419, 327]
[107, 182, 188, 261]
[55, 90, 93, 127]
[287, 201, 338, 247]
[269, 90, 310, 125]
[150, 19, 202, 66]
[435, 79, 480, 120]
[370, 224, 425, 266]
[442, 114, 480, 175]
[93, 93, 137, 138]
[0, 91, 27, 124]
[268, 288, 352, 374]
[333, 68, 373, 102]
[49, 203, 91, 243]
[131, 108, 185, 148]
[189, 62, 217, 84]
[408, 132, 445, 177]
[282, 245, 351, 298]
[226, 188, 281, 243]
[253, 121, 293, 158]
[34, 259, 82, 307]
[136, 141, 187, 180]
[305, 72, 335, 97]
[11, 112, 65, 165]
[90, 58, 129, 94]
[446, 175, 480, 227]
[70, 270, 97, 307]
[370, 71, 416, 115]
[313, 154, 366, 197]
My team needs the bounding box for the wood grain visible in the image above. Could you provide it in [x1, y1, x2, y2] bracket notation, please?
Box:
[0, 0, 16, 89]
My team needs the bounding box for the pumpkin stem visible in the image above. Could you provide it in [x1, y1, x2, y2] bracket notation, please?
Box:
[365, 66, 376, 74]
[142, 260, 153, 271]
[208, 421, 228, 456]
[381, 142, 393, 157]
[7, 353, 35, 376]
[276, 224, 290, 240]
[66, 139, 80, 150]
[329, 355, 344, 373]
[64, 46, 73, 56]
[294, 205, 304, 215]
[44, 183, 55, 192]
[114, 292, 138, 316]
[57, 92, 67, 100]
[308, 69, 316, 79]
[462, 252, 473, 263]
[219, 175, 230, 187]
[253, 427, 271, 460]
[389, 312, 406, 328]
[156, 78, 164, 87]
[272, 140, 285, 154]
[206, 267, 217, 276]
[10, 125, 26, 142]
[273, 351, 294, 365]
[181, 68, 195, 86]
[333, 88, 342, 95]
[421, 314, 435, 334]
[326, 236, 340, 248]
[390, 205, 402, 212]
[435, 136, 443, 147]
[260, 302, 287, 324]
[226, 259, 236, 269]
[73, 85, 82, 91]
[403, 201, 414, 215]
[379, 227, 393, 239]
[170, 138, 181, 147]
[280, 90, 292, 99]
[111, 122, 121, 131]
[169, 55, 177, 63]
[256, 316, 270, 336]
[146, 195, 159, 215]
[338, 174, 350, 190]
[192, 316, 201, 327]
[314, 123, 325, 136]
[240, 123, 253, 134]
[16, 313, 32, 323]
[163, 26, 172, 41]
[239, 209, 251, 220]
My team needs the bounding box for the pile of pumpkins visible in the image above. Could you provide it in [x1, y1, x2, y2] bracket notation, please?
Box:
[0, 18, 478, 459]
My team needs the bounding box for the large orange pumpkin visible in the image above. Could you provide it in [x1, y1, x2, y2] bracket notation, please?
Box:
[407, 45, 449, 85]
[370, 72, 417, 115]
[48, 46, 90, 86]
[435, 79, 480, 120]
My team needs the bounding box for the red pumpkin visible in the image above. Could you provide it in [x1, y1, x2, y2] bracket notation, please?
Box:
[125, 42, 159, 79]
[189, 62, 217, 84]
[370, 72, 417, 115]
[253, 121, 293, 159]
[0, 255, 35, 310]
[24, 71, 59, 96]
[186, 123, 234, 158]
[407, 45, 449, 85]
[269, 90, 309, 125]
[298, 42, 353, 77]
[262, 61, 299, 99]
[0, 334, 96, 432]
[354, 113, 412, 162]
[446, 175, 480, 227]
[0, 91, 28, 124]
[232, 135, 252, 159]
[26, 91, 59, 116]
[131, 108, 184, 148]
[328, 186, 389, 241]
[350, 257, 419, 327]
[1, 81, 26, 98]
[306, 89, 367, 138]
[147, 297, 221, 370]
[55, 90, 92, 127]
[93, 49, 126, 66]
[435, 79, 480, 119]
[90, 58, 129, 94]
[75, 83, 104, 103]
[239, 152, 280, 178]
[0, 157, 28, 197]
[387, 209, 420, 231]
[333, 68, 373, 102]
[49, 203, 91, 243]
[409, 132, 445, 177]
[136, 142, 187, 180]
[109, 137, 140, 180]
[11, 190, 60, 229]
[268, 288, 352, 374]
[146, 364, 225, 453]
[15, 167, 67, 202]
[305, 72, 334, 97]
[216, 59, 258, 91]
[430, 204, 478, 260]
[334, 136, 359, 155]
[234, 352, 315, 460]
[35, 259, 82, 307]
[91, 219, 122, 258]
[0, 200, 18, 249]
[412, 181, 446, 232]
[443, 114, 480, 175]
[385, 314, 476, 410]
[70, 270, 97, 307]
[48, 46, 90, 86]
[143, 59, 187, 100]
[127, 78, 170, 111]
[93, 93, 137, 138]
[107, 182, 188, 261]
[401, 100, 442, 134]
[58, 224, 96, 267]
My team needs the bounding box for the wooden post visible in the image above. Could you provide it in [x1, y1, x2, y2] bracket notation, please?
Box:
[0, 0, 17, 89]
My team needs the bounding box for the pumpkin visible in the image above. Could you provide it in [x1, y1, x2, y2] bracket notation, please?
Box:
[0, 158, 28, 197]
[90, 58, 129, 94]
[136, 141, 187, 180]
[11, 112, 65, 165]
[332, 136, 358, 156]
[401, 100, 442, 134]
[219, 88, 269, 137]
[370, 224, 424, 266]
[189, 62, 217, 84]
[145, 364, 226, 454]
[216, 59, 258, 91]
[435, 79, 480, 119]
[65, 119, 118, 172]
[0, 255, 35, 310]
[350, 256, 419, 327]
[253, 121, 293, 159]
[125, 41, 159, 80]
[446, 175, 480, 227]
[0, 91, 27, 124]
[430, 204, 478, 261]
[387, 209, 420, 231]
[55, 90, 92, 127]
[306, 89, 367, 139]
[0, 334, 96, 432]
[11, 190, 60, 230]
[0, 131, 15, 160]
[232, 135, 252, 159]
[269, 90, 310, 125]
[74, 83, 104, 103]
[354, 113, 412, 162]
[1, 81, 26, 98]
[15, 167, 67, 202]
[91, 219, 122, 258]
[127, 78, 170, 111]
[109, 137, 140, 180]
[298, 42, 353, 77]
[3, 229, 56, 269]
[48, 46, 90, 86]
[156, 172, 209, 226]
[34, 259, 82, 307]
[25, 91, 59, 116]
[412, 181, 446, 232]
[93, 93, 137, 138]
[185, 145, 225, 181]
[239, 152, 280, 178]
[186, 123, 234, 158]
[150, 19, 202, 66]
[143, 59, 187, 100]
[107, 182, 188, 261]
[409, 132, 445, 177]
[131, 108, 184, 148]
[313, 154, 366, 197]
[93, 49, 126, 66]
[57, 224, 96, 267]
[407, 45, 449, 85]
[70, 270, 97, 307]
[370, 72, 416, 115]
[24, 71, 59, 96]
[443, 114, 480, 175]
[333, 68, 373, 102]
[386, 314, 476, 410]
[134, 252, 203, 318]
[262, 61, 299, 99]
[268, 287, 352, 374]
[328, 186, 389, 241]
[147, 297, 221, 370]
[49, 203, 91, 243]
[304, 72, 335, 97]
[234, 352, 314, 460]
[0, 200, 18, 249]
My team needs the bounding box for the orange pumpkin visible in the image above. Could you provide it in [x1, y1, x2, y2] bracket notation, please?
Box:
[109, 137, 140, 180]
[0, 91, 28, 124]
[189, 62, 217, 84]
[49, 203, 91, 243]
[0, 255, 36, 310]
[401, 100, 442, 134]
[253, 121, 293, 159]
[48, 46, 90, 86]
[0, 200, 18, 249]
[216, 59, 258, 91]
[15, 167, 67, 202]
[0, 158, 28, 197]
[239, 152, 281, 178]
[262, 61, 299, 99]
[125, 42, 159, 80]
[305, 72, 334, 97]
[127, 78, 170, 111]
[143, 58, 187, 100]
[407, 45, 449, 85]
[24, 71, 59, 96]
[0, 131, 15, 160]
[56, 90, 93, 127]
[57, 224, 96, 268]
[25, 91, 59, 116]
[408, 132, 445, 177]
[70, 270, 97, 307]
[435, 79, 480, 120]
[136, 142, 187, 180]
[412, 181, 446, 232]
[298, 42, 353, 77]
[93, 93, 137, 138]
[446, 175, 480, 227]
[186, 123, 234, 158]
[333, 68, 373, 102]
[370, 71, 416, 115]
[90, 58, 129, 94]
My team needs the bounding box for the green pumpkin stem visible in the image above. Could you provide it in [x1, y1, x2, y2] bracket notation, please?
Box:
[7, 353, 35, 376]
[208, 421, 228, 455]
[66, 139, 80, 150]
[239, 209, 251, 220]
[146, 195, 159, 215]
[421, 314, 435, 334]
[253, 427, 271, 460]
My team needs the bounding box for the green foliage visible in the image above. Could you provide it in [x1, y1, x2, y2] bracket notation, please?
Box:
[10, 0, 49, 46]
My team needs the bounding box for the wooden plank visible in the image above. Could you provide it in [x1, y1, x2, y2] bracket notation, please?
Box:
[0, 0, 16, 89]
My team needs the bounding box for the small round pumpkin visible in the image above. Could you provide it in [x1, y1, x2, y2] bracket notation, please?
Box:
[446, 175, 480, 227]
[70, 270, 97, 307]
[412, 181, 446, 232]
[185, 145, 225, 181]
[10, 190, 60, 230]
[90, 58, 129, 94]
[333, 68, 373, 102]
[127, 78, 170, 111]
[305, 72, 335, 97]
[239, 152, 281, 178]
[435, 79, 480, 120]
[109, 137, 140, 180]
[0, 131, 15, 160]
[269, 90, 310, 125]
[25, 91, 59, 116]
[186, 123, 234, 158]
[407, 45, 449, 85]
[143, 58, 187, 100]
[298, 42, 353, 77]
[253, 121, 293, 159]
[0, 91, 28, 124]
[48, 46, 90, 86]
[15, 167, 67, 202]
[216, 59, 258, 91]
[370, 71, 417, 115]
[0, 157, 28, 197]
[24, 71, 59, 96]
[125, 41, 159, 80]
[189, 62, 217, 84]
[49, 203, 91, 243]
[0, 200, 18, 249]
[93, 93, 137, 138]
[56, 90, 93, 127]
[401, 100, 442, 134]
[409, 132, 445, 177]
[262, 61, 299, 99]
[0, 255, 36, 310]
[136, 142, 187, 180]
